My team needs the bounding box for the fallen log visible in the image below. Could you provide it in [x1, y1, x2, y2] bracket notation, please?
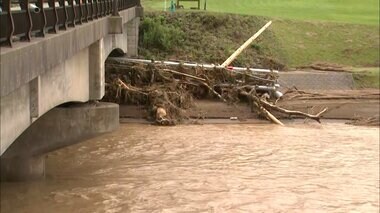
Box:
[255, 101, 284, 126]
[239, 89, 284, 126]
[260, 99, 328, 123]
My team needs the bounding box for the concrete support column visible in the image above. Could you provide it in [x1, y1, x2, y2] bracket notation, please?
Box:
[89, 39, 105, 100]
[1, 155, 45, 181]
[126, 17, 140, 57]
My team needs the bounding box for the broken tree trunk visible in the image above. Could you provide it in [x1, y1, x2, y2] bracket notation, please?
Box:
[239, 89, 284, 126]
[259, 99, 328, 123]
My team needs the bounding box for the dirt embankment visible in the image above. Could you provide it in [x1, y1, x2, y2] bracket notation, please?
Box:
[117, 88, 380, 126]
[138, 12, 286, 70]
[105, 12, 379, 126]
[138, 12, 380, 70]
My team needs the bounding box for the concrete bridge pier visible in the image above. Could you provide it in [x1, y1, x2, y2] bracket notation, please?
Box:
[0, 5, 143, 181]
[0, 156, 45, 181]
[0, 102, 119, 181]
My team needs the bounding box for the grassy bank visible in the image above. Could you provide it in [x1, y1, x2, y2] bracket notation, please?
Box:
[142, 0, 379, 25]
[138, 12, 379, 69]
[352, 67, 380, 89]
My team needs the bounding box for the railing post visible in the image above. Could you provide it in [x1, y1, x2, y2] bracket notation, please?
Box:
[74, 0, 82, 24]
[112, 0, 119, 16]
[83, 0, 89, 22]
[91, 0, 97, 19]
[20, 0, 33, 41]
[91, 0, 95, 20]
[107, 0, 111, 15]
[104, 0, 108, 16]
[58, 0, 68, 29]
[37, 0, 47, 36]
[100, 0, 103, 17]
[94, 0, 102, 18]
[3, 0, 15, 46]
[48, 0, 59, 33]
[88, 0, 93, 20]
[102, 0, 105, 16]
[69, 0, 76, 27]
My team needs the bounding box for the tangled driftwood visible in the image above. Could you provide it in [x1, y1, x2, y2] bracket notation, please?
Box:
[104, 58, 327, 125]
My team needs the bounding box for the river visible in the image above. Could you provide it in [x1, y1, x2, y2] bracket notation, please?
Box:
[1, 122, 379, 212]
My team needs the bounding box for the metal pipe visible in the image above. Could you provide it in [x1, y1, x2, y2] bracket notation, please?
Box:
[116, 58, 279, 74]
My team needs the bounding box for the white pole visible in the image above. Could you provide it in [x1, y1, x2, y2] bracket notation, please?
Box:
[164, 0, 167, 11]
[221, 21, 272, 67]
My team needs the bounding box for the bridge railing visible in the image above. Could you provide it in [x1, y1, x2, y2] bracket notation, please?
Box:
[0, 0, 140, 47]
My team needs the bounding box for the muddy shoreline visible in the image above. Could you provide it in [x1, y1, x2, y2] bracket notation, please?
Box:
[118, 92, 380, 126]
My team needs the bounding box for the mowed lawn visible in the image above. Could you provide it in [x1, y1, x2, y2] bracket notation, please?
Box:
[142, 0, 379, 25]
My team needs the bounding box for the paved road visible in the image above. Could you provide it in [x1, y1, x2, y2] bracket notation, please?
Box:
[278, 71, 354, 91]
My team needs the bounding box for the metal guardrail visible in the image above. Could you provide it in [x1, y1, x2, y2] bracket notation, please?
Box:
[0, 0, 140, 47]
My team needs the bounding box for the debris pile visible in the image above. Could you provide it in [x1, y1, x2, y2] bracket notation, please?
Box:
[103, 58, 327, 125]
[347, 116, 380, 127]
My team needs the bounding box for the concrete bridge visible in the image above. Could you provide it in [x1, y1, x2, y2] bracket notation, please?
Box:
[0, 0, 143, 180]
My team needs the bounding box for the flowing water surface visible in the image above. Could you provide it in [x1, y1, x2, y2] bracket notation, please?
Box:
[1, 122, 379, 212]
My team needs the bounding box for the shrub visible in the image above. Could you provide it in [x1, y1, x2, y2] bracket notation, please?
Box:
[139, 16, 184, 51]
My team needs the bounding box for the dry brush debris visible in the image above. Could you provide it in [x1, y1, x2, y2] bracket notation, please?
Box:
[103, 58, 327, 125]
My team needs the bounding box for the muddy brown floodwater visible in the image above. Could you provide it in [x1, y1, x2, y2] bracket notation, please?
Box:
[1, 122, 379, 212]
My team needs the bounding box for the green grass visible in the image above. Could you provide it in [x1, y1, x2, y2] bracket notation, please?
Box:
[143, 0, 380, 25]
[139, 1, 379, 88]
[351, 67, 380, 88]
[139, 12, 379, 68]
[272, 20, 380, 67]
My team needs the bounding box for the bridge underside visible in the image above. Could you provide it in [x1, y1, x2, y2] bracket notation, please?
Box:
[1, 102, 119, 181]
[0, 6, 142, 180]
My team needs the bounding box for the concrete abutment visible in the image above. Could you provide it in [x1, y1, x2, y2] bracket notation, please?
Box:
[1, 155, 45, 181]
[1, 102, 119, 181]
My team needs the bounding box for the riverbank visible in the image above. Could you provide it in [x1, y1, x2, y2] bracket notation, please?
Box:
[107, 10, 379, 126]
[138, 12, 379, 69]
[118, 89, 380, 126]
[104, 59, 379, 126]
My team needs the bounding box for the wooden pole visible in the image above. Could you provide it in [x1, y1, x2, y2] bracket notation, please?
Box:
[221, 20, 272, 67]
